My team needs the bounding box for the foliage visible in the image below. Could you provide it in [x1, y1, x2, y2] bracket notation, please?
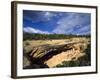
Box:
[84, 44, 91, 62]
[23, 32, 91, 41]
[55, 60, 81, 67]
[25, 41, 30, 46]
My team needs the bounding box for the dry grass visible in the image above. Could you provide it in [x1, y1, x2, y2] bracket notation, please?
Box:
[24, 37, 89, 47]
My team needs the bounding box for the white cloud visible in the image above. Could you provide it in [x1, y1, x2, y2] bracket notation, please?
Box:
[53, 13, 90, 35]
[23, 27, 50, 34]
[43, 12, 57, 21]
[78, 25, 90, 33]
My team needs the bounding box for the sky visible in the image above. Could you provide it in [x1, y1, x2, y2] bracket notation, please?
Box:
[23, 10, 91, 35]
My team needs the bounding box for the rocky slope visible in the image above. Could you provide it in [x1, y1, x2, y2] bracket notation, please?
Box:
[23, 38, 90, 69]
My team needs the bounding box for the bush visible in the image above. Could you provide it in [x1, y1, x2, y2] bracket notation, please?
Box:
[23, 32, 91, 40]
[55, 60, 81, 68]
[84, 44, 91, 61]
[25, 41, 30, 46]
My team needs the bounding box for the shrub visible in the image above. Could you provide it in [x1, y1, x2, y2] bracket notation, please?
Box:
[55, 60, 81, 68]
[25, 41, 30, 46]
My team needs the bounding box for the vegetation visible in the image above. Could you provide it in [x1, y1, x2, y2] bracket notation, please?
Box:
[54, 46, 91, 68]
[54, 57, 90, 68]
[54, 60, 81, 67]
[84, 44, 91, 65]
[23, 32, 90, 41]
[23, 32, 91, 68]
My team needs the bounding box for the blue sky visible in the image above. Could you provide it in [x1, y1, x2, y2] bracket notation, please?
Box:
[23, 10, 91, 35]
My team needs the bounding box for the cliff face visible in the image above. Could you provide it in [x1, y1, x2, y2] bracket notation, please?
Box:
[44, 43, 88, 67]
[23, 38, 90, 69]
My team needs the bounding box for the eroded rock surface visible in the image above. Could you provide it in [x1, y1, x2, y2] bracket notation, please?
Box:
[23, 38, 90, 68]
